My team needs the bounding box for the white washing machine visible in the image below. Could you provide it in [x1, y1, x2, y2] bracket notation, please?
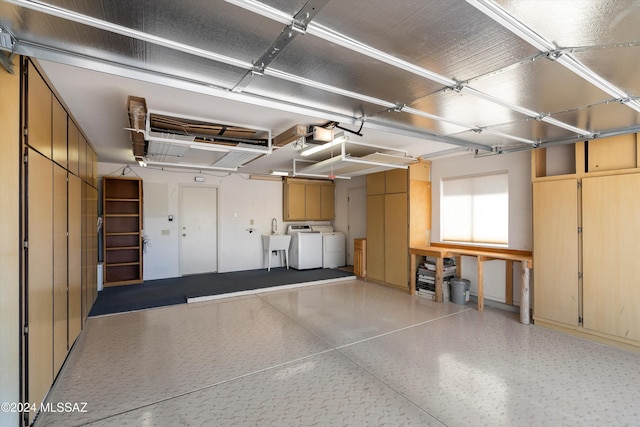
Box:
[287, 225, 323, 270]
[311, 225, 346, 268]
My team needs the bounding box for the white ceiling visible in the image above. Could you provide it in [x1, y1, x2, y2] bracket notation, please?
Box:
[38, 58, 454, 175]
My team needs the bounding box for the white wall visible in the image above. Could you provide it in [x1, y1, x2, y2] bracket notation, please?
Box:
[98, 163, 350, 279]
[334, 176, 367, 265]
[431, 151, 532, 304]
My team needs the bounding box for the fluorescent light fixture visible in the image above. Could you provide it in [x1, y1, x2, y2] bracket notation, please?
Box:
[555, 54, 630, 100]
[480, 128, 537, 145]
[465, 0, 555, 52]
[225, 0, 455, 87]
[466, 0, 640, 116]
[265, 69, 396, 109]
[624, 99, 640, 114]
[270, 170, 289, 176]
[292, 159, 351, 180]
[461, 86, 539, 118]
[402, 106, 475, 131]
[300, 134, 347, 157]
[223, 0, 291, 25]
[189, 144, 230, 153]
[306, 23, 456, 87]
[5, 0, 252, 70]
[421, 147, 471, 160]
[541, 116, 592, 136]
[145, 160, 238, 172]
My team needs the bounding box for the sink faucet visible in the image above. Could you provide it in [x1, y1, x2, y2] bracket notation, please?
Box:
[271, 217, 278, 234]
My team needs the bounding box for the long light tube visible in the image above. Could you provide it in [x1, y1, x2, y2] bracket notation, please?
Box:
[5, 0, 252, 70]
[145, 161, 238, 172]
[300, 134, 347, 157]
[465, 0, 555, 52]
[225, 0, 455, 87]
[540, 116, 592, 136]
[466, 0, 640, 115]
[266, 69, 396, 109]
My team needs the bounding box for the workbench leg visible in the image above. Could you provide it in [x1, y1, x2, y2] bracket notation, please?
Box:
[520, 263, 531, 325]
[435, 256, 443, 302]
[477, 257, 484, 312]
[410, 254, 417, 295]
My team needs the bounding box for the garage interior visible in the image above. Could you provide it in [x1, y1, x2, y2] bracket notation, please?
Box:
[1, 1, 640, 425]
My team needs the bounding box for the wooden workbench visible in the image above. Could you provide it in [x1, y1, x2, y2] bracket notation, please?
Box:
[409, 245, 533, 324]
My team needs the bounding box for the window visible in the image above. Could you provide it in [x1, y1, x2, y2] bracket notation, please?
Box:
[441, 172, 508, 246]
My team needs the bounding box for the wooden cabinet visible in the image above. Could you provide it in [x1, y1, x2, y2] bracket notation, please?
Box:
[52, 97, 67, 168]
[20, 58, 99, 422]
[366, 194, 385, 282]
[27, 65, 52, 158]
[27, 149, 54, 416]
[283, 178, 335, 221]
[582, 174, 640, 342]
[532, 134, 640, 350]
[366, 162, 431, 291]
[354, 238, 366, 278]
[103, 177, 143, 286]
[532, 179, 579, 326]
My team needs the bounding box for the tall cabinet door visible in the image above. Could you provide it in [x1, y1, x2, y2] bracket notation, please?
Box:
[68, 174, 82, 347]
[366, 194, 385, 282]
[27, 150, 54, 413]
[582, 174, 640, 341]
[385, 192, 408, 288]
[532, 179, 579, 326]
[52, 164, 68, 377]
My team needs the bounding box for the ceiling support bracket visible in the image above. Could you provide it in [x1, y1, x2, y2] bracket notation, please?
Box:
[231, 0, 329, 93]
[0, 23, 16, 74]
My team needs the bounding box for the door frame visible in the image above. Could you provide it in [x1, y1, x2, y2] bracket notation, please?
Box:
[178, 184, 220, 276]
[346, 186, 366, 266]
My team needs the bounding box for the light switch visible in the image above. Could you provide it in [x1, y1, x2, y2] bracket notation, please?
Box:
[233, 212, 238, 218]
[250, 219, 254, 225]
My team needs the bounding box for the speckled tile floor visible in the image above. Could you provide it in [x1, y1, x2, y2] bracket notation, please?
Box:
[36, 278, 640, 426]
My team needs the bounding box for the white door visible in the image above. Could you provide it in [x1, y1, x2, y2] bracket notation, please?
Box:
[347, 187, 367, 265]
[180, 185, 218, 275]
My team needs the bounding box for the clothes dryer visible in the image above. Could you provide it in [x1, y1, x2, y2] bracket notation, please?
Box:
[311, 225, 346, 268]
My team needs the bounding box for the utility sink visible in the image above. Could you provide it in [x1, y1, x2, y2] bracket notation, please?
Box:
[262, 234, 291, 251]
[262, 234, 291, 271]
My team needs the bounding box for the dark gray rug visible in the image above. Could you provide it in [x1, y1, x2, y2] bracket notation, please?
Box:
[89, 267, 354, 316]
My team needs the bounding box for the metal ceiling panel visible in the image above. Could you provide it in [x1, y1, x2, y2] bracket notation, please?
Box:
[470, 56, 612, 115]
[447, 129, 526, 149]
[0, 4, 144, 60]
[409, 89, 527, 130]
[494, 0, 640, 47]
[573, 46, 640, 97]
[39, 0, 284, 64]
[260, 0, 311, 16]
[245, 74, 387, 121]
[375, 109, 470, 137]
[270, 34, 444, 106]
[551, 102, 640, 135]
[0, 4, 248, 88]
[472, 117, 577, 143]
[311, 0, 539, 82]
[139, 44, 249, 88]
